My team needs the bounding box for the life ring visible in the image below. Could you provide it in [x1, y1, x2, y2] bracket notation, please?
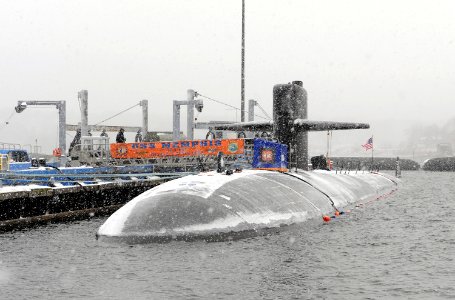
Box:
[327, 158, 333, 170]
[52, 148, 62, 157]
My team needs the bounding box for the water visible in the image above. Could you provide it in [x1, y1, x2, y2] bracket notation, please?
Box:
[1, 171, 454, 299]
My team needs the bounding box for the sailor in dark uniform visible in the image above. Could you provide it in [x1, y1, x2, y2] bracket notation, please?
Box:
[100, 129, 108, 137]
[69, 128, 81, 155]
[135, 129, 143, 142]
[116, 128, 126, 143]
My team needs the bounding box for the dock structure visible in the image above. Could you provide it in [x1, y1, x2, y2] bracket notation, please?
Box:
[0, 174, 185, 232]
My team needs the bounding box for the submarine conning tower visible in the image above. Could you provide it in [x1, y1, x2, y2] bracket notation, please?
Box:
[213, 81, 370, 170]
[273, 81, 308, 170]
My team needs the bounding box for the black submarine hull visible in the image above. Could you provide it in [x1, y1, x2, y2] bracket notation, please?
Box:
[97, 170, 398, 242]
[422, 157, 455, 171]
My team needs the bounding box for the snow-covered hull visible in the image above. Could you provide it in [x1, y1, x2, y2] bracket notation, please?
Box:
[97, 170, 397, 242]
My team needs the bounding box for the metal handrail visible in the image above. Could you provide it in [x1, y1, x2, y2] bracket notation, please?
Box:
[0, 142, 22, 150]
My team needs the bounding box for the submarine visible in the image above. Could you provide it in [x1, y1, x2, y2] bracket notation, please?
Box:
[97, 81, 399, 242]
[422, 157, 455, 172]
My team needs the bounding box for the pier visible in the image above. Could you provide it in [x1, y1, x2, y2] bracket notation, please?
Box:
[0, 174, 186, 232]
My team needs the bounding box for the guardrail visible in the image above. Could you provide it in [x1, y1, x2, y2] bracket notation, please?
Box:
[0, 142, 21, 150]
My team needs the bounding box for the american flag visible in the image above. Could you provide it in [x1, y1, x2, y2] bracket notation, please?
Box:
[362, 137, 373, 151]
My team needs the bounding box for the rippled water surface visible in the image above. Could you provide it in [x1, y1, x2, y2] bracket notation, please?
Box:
[1, 171, 454, 299]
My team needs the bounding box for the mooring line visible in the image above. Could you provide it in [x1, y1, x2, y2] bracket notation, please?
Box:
[284, 172, 339, 211]
[371, 171, 399, 186]
[259, 175, 323, 214]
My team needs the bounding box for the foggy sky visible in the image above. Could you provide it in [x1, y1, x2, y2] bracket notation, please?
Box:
[1, 0, 454, 156]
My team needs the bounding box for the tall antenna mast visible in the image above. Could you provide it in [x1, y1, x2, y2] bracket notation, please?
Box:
[241, 0, 245, 122]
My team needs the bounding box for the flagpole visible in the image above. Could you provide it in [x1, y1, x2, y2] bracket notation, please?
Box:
[240, 0, 245, 122]
[371, 135, 374, 171]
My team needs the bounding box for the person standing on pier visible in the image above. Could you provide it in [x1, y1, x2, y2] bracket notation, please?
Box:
[135, 129, 143, 142]
[69, 128, 81, 155]
[116, 128, 126, 143]
[100, 129, 108, 137]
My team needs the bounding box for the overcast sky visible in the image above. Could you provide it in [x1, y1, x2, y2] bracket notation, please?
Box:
[1, 0, 454, 155]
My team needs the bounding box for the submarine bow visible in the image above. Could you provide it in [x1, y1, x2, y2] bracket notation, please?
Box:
[97, 170, 397, 242]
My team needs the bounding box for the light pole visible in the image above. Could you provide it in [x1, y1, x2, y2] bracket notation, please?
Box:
[241, 0, 245, 122]
[15, 100, 67, 165]
[172, 90, 203, 141]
